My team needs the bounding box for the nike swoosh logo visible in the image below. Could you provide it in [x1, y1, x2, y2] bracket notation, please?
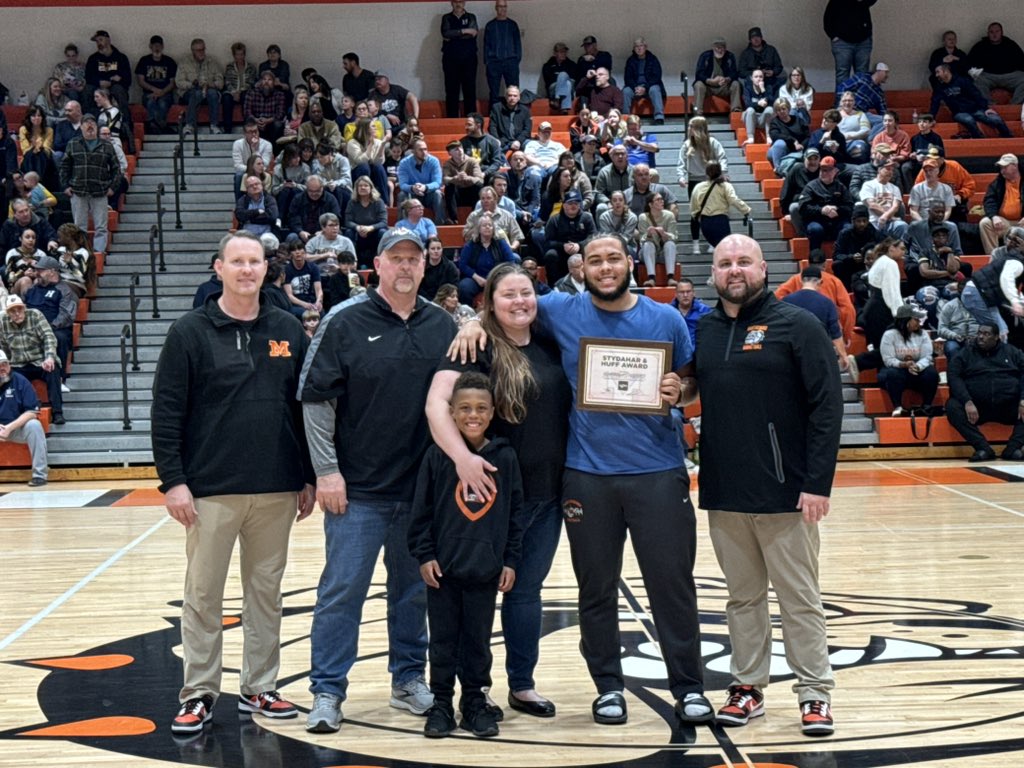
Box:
[368, 335, 382, 342]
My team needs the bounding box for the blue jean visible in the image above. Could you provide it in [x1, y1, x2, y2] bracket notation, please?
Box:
[866, 113, 884, 140]
[961, 282, 1008, 337]
[943, 339, 964, 360]
[501, 498, 562, 691]
[767, 139, 792, 170]
[309, 499, 427, 700]
[831, 37, 872, 91]
[622, 84, 665, 120]
[953, 111, 1012, 139]
[847, 139, 869, 161]
[805, 218, 844, 250]
[487, 58, 520, 103]
[552, 72, 574, 110]
[144, 93, 174, 125]
[182, 86, 221, 128]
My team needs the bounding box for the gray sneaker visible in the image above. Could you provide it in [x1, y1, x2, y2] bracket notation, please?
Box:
[390, 677, 433, 715]
[306, 692, 342, 733]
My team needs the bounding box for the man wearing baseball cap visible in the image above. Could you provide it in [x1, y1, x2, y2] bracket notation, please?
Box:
[980, 154, 1024, 254]
[694, 36, 742, 114]
[542, 189, 595, 284]
[135, 34, 178, 133]
[797, 155, 854, 251]
[576, 35, 613, 97]
[0, 295, 65, 425]
[299, 227, 458, 733]
[84, 30, 132, 143]
[0, 349, 49, 487]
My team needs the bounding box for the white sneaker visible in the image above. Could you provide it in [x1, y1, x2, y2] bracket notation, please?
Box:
[845, 355, 859, 383]
[210, 125, 224, 135]
[390, 676, 433, 715]
[706, 243, 715, 254]
[305, 692, 342, 733]
[183, 124, 194, 135]
[691, 242, 701, 255]
[61, 382, 71, 393]
[891, 407, 905, 417]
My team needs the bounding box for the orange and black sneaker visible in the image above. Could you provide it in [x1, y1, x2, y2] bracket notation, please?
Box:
[238, 690, 298, 719]
[715, 685, 764, 726]
[800, 700, 834, 736]
[171, 695, 214, 734]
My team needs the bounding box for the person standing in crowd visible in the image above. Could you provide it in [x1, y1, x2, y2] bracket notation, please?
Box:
[483, 0, 522, 105]
[152, 231, 315, 735]
[441, 0, 479, 118]
[59, 115, 121, 256]
[698, 234, 843, 737]
[824, 0, 877, 91]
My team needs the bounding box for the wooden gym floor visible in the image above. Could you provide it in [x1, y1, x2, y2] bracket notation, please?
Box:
[1, 461, 1022, 768]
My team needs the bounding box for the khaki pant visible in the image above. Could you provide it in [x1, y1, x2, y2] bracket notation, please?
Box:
[707, 510, 834, 703]
[980, 216, 1024, 254]
[180, 492, 296, 703]
[694, 80, 742, 112]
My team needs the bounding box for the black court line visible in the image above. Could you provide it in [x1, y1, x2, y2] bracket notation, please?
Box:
[968, 466, 1024, 482]
[85, 490, 134, 506]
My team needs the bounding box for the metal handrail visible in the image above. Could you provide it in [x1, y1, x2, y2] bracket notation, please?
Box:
[192, 119, 200, 157]
[745, 214, 753, 239]
[127, 274, 141, 371]
[679, 70, 690, 134]
[172, 144, 184, 230]
[155, 183, 167, 271]
[119, 324, 132, 431]
[148, 225, 161, 319]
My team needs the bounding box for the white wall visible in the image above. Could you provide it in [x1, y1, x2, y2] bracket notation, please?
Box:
[0, 1, 1017, 103]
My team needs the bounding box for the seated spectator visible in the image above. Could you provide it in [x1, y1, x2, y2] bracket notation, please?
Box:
[344, 176, 387, 267]
[232, 119, 273, 192]
[911, 224, 964, 326]
[833, 203, 883, 287]
[397, 139, 442, 221]
[860, 161, 907, 237]
[2, 199, 58, 254]
[19, 106, 58, 191]
[689, 161, 750, 253]
[797, 156, 854, 250]
[304, 212, 356, 261]
[458, 213, 517, 305]
[575, 67, 622, 118]
[260, 255, 291, 312]
[464, 186, 524, 252]
[442, 140, 484, 223]
[778, 66, 815, 123]
[348, 118, 389, 205]
[488, 85, 531, 153]
[483, 174, 517, 217]
[335, 93, 356, 137]
[928, 31, 970, 88]
[505, 150, 542, 228]
[281, 86, 309, 143]
[223, 42, 257, 135]
[301, 308, 321, 339]
[288, 175, 340, 244]
[53, 101, 83, 161]
[575, 134, 605, 185]
[836, 90, 872, 162]
[52, 43, 86, 102]
[523, 121, 567, 181]
[235, 175, 279, 237]
[554, 253, 586, 294]
[738, 27, 785, 90]
[931, 63, 1011, 140]
[878, 304, 939, 416]
[870, 112, 912, 188]
[240, 154, 273, 199]
[672, 278, 713, 349]
[0, 349, 49, 486]
[741, 69, 776, 145]
[135, 35, 177, 134]
[849, 143, 893, 198]
[542, 190, 594, 284]
[370, 72, 418, 131]
[781, 265, 850, 373]
[776, 246, 856, 344]
[17, 172, 58, 223]
[912, 151, 975, 222]
[576, 35, 614, 100]
[390, 113, 418, 152]
[321, 252, 364, 311]
[936, 277, 977, 359]
[836, 63, 890, 137]
[384, 140, 403, 203]
[54, 222, 89, 297]
[542, 42, 577, 113]
[395, 198, 438, 243]
[597, 109, 628, 152]
[638, 191, 677, 286]
[980, 154, 1024, 254]
[568, 108, 600, 154]
[175, 38, 224, 135]
[23, 254, 76, 385]
[597, 190, 639, 247]
[258, 44, 291, 96]
[909, 159, 955, 222]
[962, 226, 1024, 336]
[314, 143, 352, 215]
[244, 71, 287, 144]
[434, 283, 477, 326]
[616, 115, 659, 167]
[808, 109, 849, 166]
[947, 323, 1024, 461]
[781, 148, 821, 235]
[904, 202, 963, 270]
[624, 163, 677, 219]
[520, 255, 552, 295]
[84, 31, 134, 151]
[341, 52, 373, 102]
[36, 78, 69, 126]
[0, 295, 64, 424]
[306, 74, 340, 122]
[298, 101, 342, 150]
[904, 116, 945, 192]
[283, 239, 322, 317]
[694, 36, 742, 113]
[966, 22, 1024, 106]
[622, 37, 666, 124]
[420, 235, 459, 300]
[270, 143, 309, 220]
[461, 113, 503, 180]
[766, 99, 808, 172]
[192, 252, 222, 309]
[5, 229, 44, 295]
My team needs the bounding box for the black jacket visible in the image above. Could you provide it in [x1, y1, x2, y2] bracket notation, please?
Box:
[983, 169, 1021, 218]
[488, 102, 532, 151]
[544, 210, 595, 251]
[823, 0, 876, 44]
[408, 439, 524, 581]
[151, 295, 312, 496]
[798, 178, 855, 223]
[695, 290, 843, 512]
[948, 340, 1024, 407]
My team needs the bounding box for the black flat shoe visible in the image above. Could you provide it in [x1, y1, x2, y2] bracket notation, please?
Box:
[507, 692, 555, 718]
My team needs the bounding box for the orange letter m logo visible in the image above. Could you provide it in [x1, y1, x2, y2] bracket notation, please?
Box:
[268, 340, 292, 358]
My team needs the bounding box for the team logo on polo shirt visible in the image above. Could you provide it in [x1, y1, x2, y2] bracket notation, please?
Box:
[743, 325, 766, 351]
[268, 340, 291, 357]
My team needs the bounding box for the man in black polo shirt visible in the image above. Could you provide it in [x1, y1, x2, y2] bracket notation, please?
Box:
[300, 228, 457, 733]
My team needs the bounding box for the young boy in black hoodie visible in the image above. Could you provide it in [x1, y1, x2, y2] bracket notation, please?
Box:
[408, 371, 524, 739]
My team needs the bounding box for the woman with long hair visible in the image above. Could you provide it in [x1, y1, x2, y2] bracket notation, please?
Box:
[93, 88, 123, 141]
[568, 107, 600, 153]
[689, 161, 751, 252]
[5, 228, 44, 294]
[281, 86, 310, 143]
[851, 238, 909, 378]
[426, 262, 571, 720]
[778, 66, 815, 122]
[18, 105, 58, 189]
[35, 78, 69, 125]
[598, 109, 627, 152]
[433, 283, 477, 326]
[343, 176, 387, 267]
[347, 117, 389, 204]
[878, 305, 938, 416]
[56, 222, 90, 297]
[638, 192, 678, 287]
[241, 153, 273, 198]
[766, 98, 808, 172]
[307, 74, 339, 121]
[675, 115, 728, 254]
[270, 141, 309, 214]
[458, 213, 516, 305]
[420, 235, 459, 300]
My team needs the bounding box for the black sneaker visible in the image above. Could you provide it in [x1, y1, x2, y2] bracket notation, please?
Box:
[424, 704, 457, 738]
[28, 477, 47, 487]
[460, 705, 499, 737]
[172, 695, 214, 734]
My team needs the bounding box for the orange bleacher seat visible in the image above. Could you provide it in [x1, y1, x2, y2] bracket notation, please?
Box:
[700, 95, 732, 115]
[761, 178, 783, 200]
[862, 386, 950, 415]
[637, 263, 680, 287]
[0, 407, 52, 467]
[753, 161, 774, 182]
[745, 144, 769, 164]
[875, 416, 1010, 445]
[437, 225, 464, 248]
[75, 298, 89, 322]
[644, 286, 676, 303]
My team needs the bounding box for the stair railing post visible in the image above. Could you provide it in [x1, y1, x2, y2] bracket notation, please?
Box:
[155, 183, 167, 271]
[680, 70, 690, 134]
[128, 274, 141, 371]
[177, 120, 188, 190]
[172, 145, 183, 230]
[148, 225, 161, 319]
[119, 324, 132, 431]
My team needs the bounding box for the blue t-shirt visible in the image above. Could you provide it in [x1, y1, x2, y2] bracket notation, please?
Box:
[782, 290, 841, 340]
[0, 372, 40, 424]
[536, 291, 693, 474]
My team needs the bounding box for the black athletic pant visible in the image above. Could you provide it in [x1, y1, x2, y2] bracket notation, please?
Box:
[946, 396, 1024, 452]
[427, 575, 498, 711]
[443, 54, 477, 118]
[562, 467, 703, 700]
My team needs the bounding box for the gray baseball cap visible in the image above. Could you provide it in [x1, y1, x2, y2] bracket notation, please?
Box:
[34, 255, 61, 271]
[377, 227, 425, 255]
